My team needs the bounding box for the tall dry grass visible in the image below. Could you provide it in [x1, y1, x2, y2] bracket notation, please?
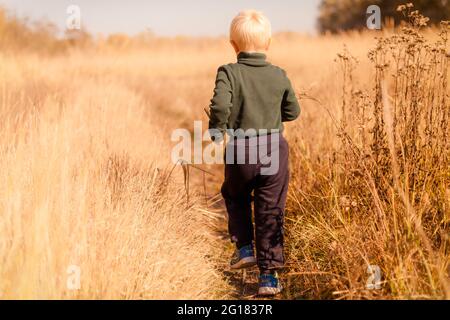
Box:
[0, 5, 448, 299]
[0, 51, 231, 299]
[285, 8, 449, 299]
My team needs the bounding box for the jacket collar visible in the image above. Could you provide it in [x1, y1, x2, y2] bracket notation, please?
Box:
[237, 52, 269, 67]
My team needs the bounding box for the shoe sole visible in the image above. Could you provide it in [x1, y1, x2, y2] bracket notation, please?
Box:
[230, 256, 257, 269]
[258, 286, 282, 296]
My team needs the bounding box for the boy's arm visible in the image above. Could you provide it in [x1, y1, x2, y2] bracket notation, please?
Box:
[281, 75, 301, 122]
[208, 66, 232, 142]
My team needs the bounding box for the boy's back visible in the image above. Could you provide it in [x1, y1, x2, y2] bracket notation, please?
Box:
[209, 52, 299, 139]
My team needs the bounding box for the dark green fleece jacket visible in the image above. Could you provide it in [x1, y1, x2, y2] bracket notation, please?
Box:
[208, 52, 300, 140]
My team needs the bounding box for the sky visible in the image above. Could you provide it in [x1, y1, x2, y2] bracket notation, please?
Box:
[0, 0, 321, 36]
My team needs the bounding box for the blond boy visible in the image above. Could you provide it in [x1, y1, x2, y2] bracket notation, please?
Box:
[208, 10, 300, 296]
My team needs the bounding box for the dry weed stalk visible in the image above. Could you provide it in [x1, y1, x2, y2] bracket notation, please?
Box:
[287, 4, 450, 299]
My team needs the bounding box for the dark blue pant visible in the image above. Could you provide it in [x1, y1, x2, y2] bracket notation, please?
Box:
[221, 134, 289, 271]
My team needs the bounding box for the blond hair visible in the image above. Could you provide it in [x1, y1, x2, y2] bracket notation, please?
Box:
[230, 10, 272, 52]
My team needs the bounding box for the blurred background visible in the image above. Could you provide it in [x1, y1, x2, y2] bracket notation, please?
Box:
[0, 0, 449, 52]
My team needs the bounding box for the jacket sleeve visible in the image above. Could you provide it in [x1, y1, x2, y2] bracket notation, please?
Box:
[208, 66, 233, 141]
[281, 74, 301, 122]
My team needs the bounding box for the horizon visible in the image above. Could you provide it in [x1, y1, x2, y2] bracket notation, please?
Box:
[0, 0, 321, 37]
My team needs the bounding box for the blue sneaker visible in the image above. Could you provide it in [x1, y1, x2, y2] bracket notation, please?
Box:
[230, 244, 256, 269]
[258, 272, 282, 296]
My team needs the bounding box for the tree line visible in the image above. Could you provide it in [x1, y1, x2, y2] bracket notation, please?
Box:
[318, 0, 450, 33]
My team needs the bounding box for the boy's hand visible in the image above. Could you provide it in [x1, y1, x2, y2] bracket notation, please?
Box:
[208, 128, 225, 144]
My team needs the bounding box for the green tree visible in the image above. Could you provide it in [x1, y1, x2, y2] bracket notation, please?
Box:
[318, 0, 450, 33]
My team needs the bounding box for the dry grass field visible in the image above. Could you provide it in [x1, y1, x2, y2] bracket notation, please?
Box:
[0, 7, 448, 299]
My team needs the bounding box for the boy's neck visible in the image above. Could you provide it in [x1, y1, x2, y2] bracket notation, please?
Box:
[238, 50, 267, 55]
[237, 52, 269, 66]
[237, 51, 267, 57]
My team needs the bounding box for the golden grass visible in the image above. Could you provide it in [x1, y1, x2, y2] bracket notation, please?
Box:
[0, 52, 230, 299]
[283, 15, 449, 299]
[0, 7, 448, 299]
